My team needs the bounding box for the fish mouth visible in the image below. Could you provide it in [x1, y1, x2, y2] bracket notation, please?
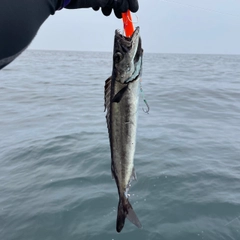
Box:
[115, 27, 140, 43]
[114, 27, 140, 54]
[114, 27, 143, 83]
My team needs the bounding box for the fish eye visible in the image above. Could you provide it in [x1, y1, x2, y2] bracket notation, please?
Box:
[114, 52, 123, 63]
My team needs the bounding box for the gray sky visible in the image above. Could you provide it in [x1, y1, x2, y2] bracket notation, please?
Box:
[29, 0, 240, 54]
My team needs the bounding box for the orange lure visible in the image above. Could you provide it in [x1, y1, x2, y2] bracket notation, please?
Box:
[122, 10, 134, 37]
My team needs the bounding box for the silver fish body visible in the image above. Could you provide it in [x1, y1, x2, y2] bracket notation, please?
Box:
[104, 27, 143, 232]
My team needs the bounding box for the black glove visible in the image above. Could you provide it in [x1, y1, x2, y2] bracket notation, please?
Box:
[64, 0, 139, 19]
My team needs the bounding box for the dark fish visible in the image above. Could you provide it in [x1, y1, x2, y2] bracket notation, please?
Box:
[104, 27, 143, 232]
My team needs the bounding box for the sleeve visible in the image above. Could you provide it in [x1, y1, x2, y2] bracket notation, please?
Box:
[0, 0, 61, 70]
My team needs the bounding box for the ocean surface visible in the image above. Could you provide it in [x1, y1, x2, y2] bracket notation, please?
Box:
[1, 50, 240, 240]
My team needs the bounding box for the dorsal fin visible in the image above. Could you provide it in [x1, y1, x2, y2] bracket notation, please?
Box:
[104, 77, 111, 134]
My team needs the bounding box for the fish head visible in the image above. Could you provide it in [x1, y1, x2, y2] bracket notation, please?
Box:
[113, 27, 143, 84]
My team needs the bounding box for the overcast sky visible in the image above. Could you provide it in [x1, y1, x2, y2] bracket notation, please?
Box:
[29, 0, 240, 54]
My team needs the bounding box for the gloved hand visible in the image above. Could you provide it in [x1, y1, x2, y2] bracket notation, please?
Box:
[64, 0, 139, 19]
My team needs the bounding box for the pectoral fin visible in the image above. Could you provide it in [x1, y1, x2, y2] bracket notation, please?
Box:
[112, 85, 128, 103]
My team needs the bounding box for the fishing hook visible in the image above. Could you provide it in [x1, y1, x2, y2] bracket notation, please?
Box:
[140, 82, 150, 114]
[142, 99, 150, 114]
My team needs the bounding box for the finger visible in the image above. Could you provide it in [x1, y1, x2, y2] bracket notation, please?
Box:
[92, 6, 100, 11]
[128, 0, 139, 13]
[113, 0, 121, 9]
[98, 0, 112, 8]
[102, 6, 112, 16]
[119, 1, 129, 12]
[114, 8, 122, 19]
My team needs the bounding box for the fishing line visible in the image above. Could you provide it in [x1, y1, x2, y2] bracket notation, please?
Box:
[127, 14, 139, 24]
[140, 80, 150, 114]
[159, 0, 240, 18]
[225, 215, 240, 226]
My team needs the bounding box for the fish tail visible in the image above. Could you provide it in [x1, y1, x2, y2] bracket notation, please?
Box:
[116, 195, 142, 232]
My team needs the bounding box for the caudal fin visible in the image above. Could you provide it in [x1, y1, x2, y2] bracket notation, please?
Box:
[116, 196, 142, 232]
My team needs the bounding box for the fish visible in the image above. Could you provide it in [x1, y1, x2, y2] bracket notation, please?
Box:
[104, 26, 143, 232]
